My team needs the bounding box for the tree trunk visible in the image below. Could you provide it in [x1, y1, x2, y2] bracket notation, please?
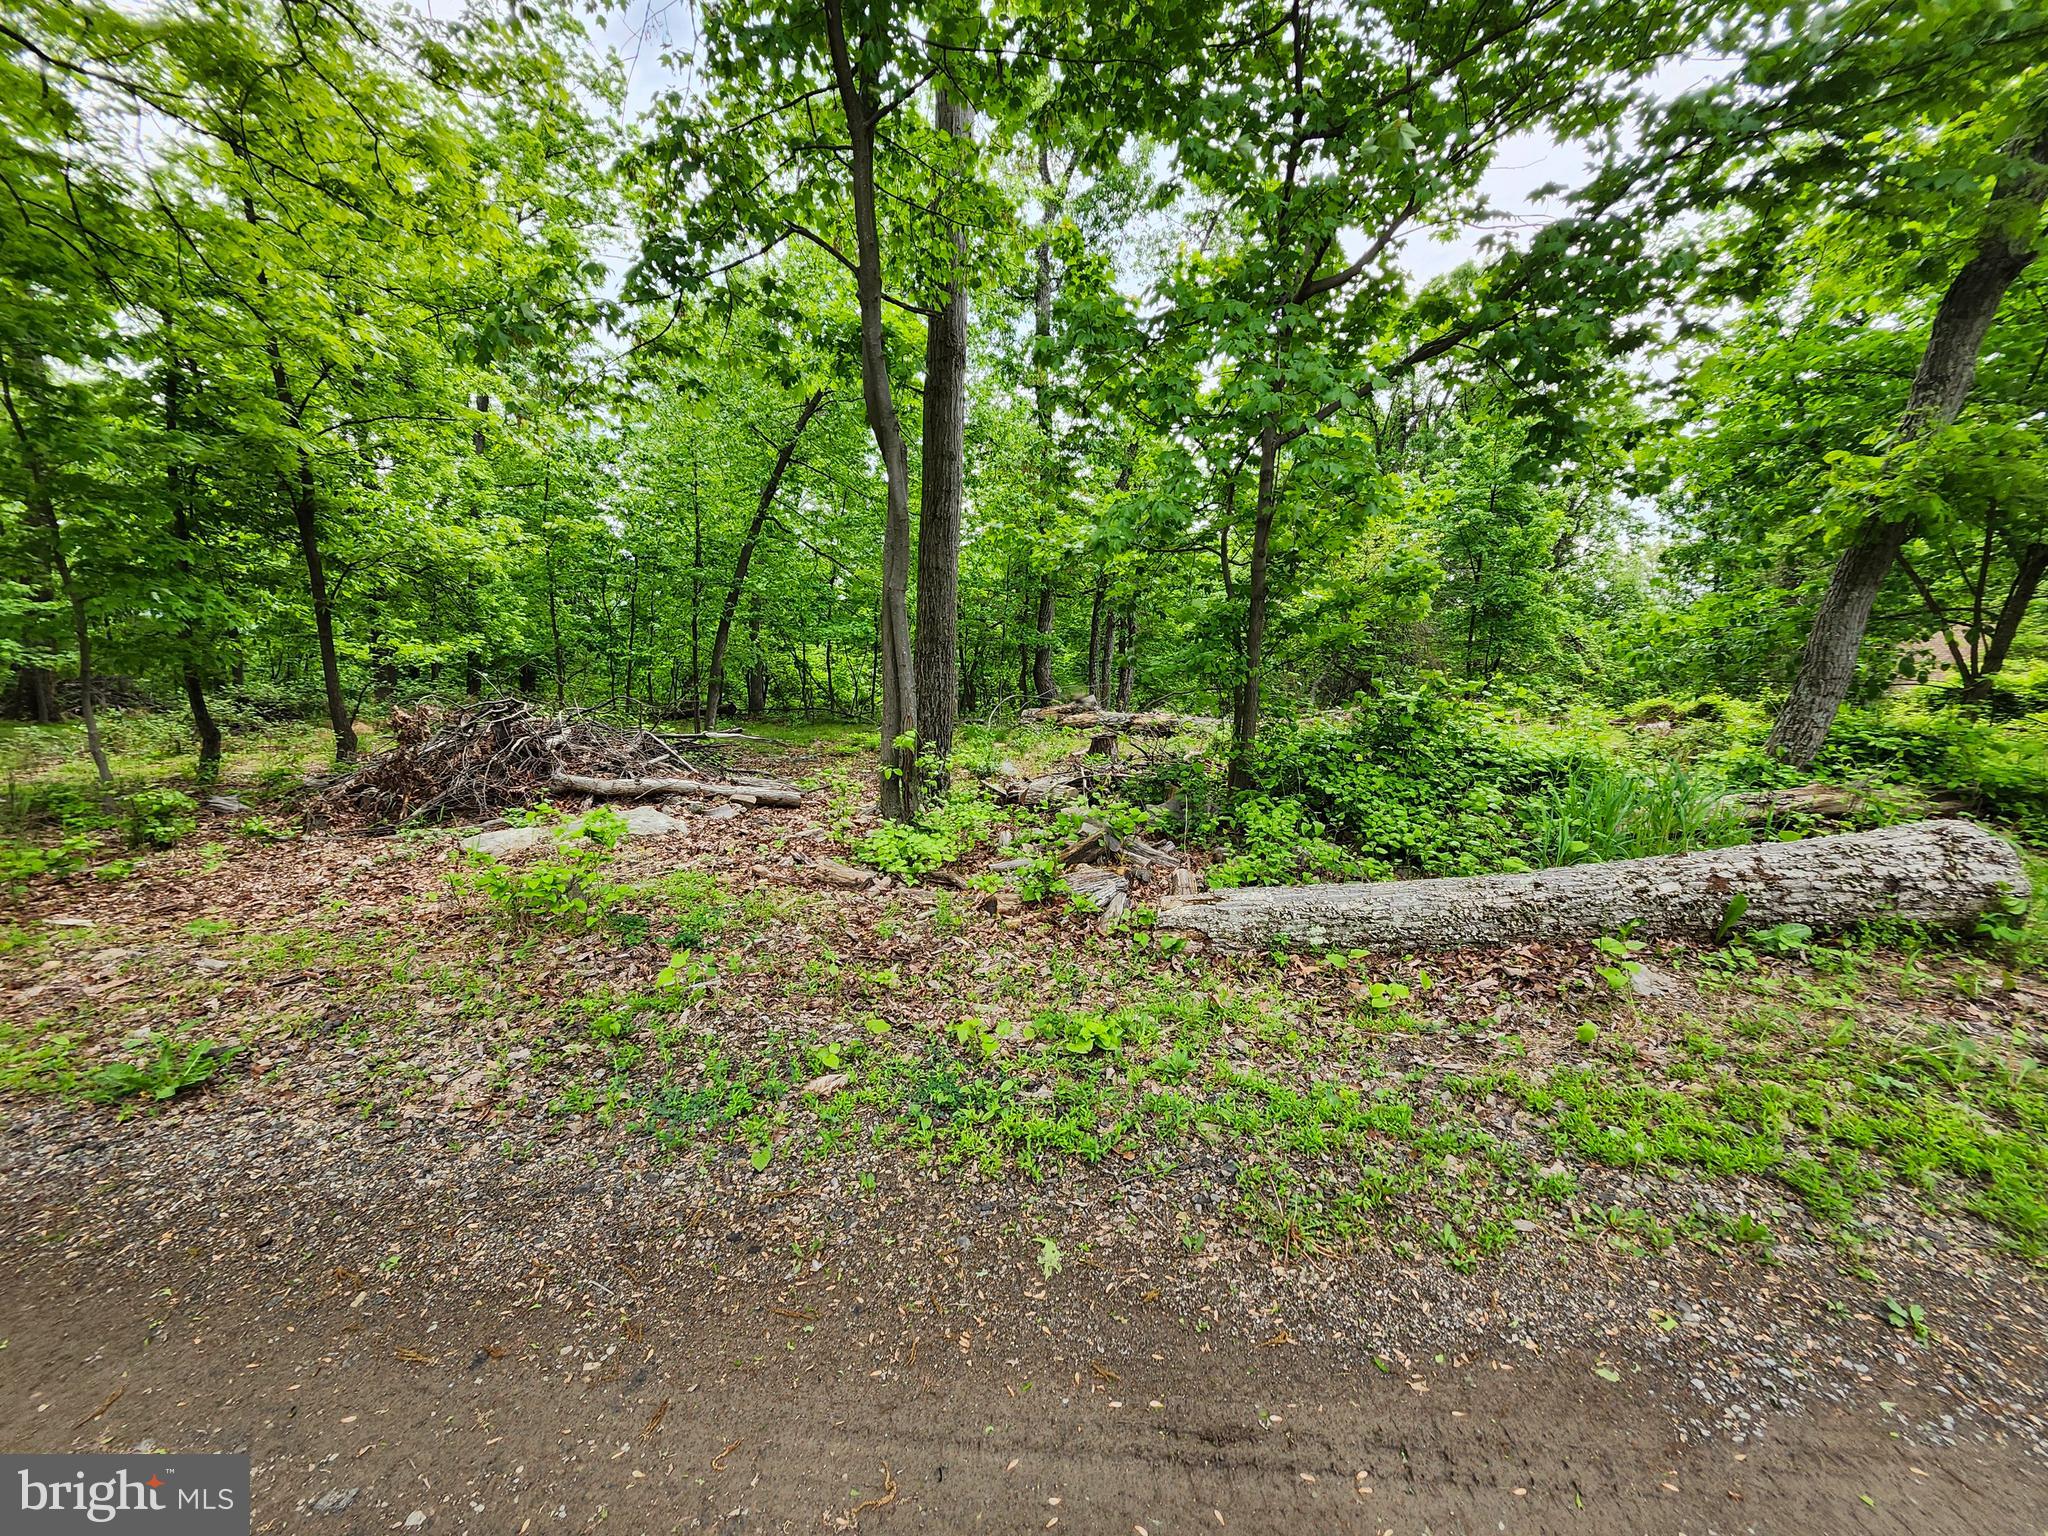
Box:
[1032, 585, 1057, 705]
[706, 389, 827, 729]
[289, 460, 354, 761]
[1115, 608, 1135, 709]
[914, 88, 971, 782]
[824, 0, 917, 820]
[1086, 575, 1106, 698]
[1961, 541, 2047, 702]
[1160, 820, 2027, 952]
[1228, 422, 1280, 788]
[0, 373, 109, 784]
[1768, 124, 2048, 766]
[163, 351, 222, 777]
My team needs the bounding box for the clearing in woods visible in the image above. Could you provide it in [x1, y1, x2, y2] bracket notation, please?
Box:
[3, 727, 2045, 1532]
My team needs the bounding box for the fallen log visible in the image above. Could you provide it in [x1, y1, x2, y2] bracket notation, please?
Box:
[1158, 820, 2028, 952]
[1019, 701, 1222, 736]
[1721, 783, 1869, 822]
[551, 771, 804, 808]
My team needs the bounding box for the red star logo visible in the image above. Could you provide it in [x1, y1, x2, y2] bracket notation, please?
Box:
[147, 1476, 163, 1489]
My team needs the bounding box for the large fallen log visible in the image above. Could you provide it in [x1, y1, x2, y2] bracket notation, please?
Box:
[1019, 698, 1222, 736]
[1158, 820, 2028, 952]
[551, 771, 804, 808]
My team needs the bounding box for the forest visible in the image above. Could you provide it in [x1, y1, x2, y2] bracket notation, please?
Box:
[1, 0, 2042, 859]
[4, 2, 2048, 1528]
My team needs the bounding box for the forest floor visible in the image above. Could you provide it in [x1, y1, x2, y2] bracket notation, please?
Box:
[3, 721, 2047, 1534]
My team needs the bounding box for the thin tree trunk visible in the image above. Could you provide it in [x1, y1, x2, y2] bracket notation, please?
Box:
[1229, 422, 1281, 788]
[914, 88, 972, 784]
[0, 373, 110, 784]
[690, 446, 705, 729]
[824, 0, 917, 819]
[706, 389, 826, 728]
[288, 459, 353, 760]
[1115, 607, 1135, 709]
[1768, 124, 2048, 765]
[162, 351, 222, 776]
[1086, 575, 1106, 698]
[1962, 541, 2048, 702]
[240, 188, 351, 759]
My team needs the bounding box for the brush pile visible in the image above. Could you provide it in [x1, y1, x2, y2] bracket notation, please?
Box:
[318, 698, 790, 824]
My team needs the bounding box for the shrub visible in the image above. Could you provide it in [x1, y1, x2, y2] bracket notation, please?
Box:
[854, 786, 1003, 881]
[0, 834, 98, 888]
[1207, 796, 1367, 887]
[1236, 690, 1572, 878]
[457, 806, 630, 928]
[1816, 706, 2048, 837]
[126, 789, 198, 848]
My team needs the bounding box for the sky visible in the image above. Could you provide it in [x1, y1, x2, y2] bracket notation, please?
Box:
[575, 2, 1741, 292]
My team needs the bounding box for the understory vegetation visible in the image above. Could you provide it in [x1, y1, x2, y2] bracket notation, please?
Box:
[3, 0, 2046, 1296]
[3, 765, 2042, 1279]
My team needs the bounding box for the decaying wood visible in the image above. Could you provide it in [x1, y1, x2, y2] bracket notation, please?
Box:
[319, 697, 758, 824]
[1066, 867, 1129, 929]
[1158, 820, 2028, 952]
[1020, 696, 1222, 736]
[553, 771, 803, 808]
[997, 773, 1084, 808]
[1722, 783, 1870, 822]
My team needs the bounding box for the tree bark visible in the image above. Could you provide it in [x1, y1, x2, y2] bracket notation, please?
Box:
[706, 389, 827, 729]
[1160, 820, 2027, 952]
[1961, 541, 2047, 702]
[1768, 124, 2048, 766]
[1032, 584, 1057, 705]
[914, 88, 972, 782]
[1115, 607, 1135, 708]
[823, 0, 917, 820]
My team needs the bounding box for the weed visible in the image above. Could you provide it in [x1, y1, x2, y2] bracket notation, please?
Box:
[126, 790, 198, 849]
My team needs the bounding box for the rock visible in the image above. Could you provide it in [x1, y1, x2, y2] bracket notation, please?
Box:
[204, 794, 250, 813]
[616, 805, 686, 836]
[1628, 964, 1682, 1000]
[702, 805, 740, 822]
[461, 806, 683, 856]
[405, 1513, 428, 1530]
[309, 1488, 360, 1515]
[459, 825, 555, 856]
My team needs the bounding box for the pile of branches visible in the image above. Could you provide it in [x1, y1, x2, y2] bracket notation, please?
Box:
[319, 697, 773, 824]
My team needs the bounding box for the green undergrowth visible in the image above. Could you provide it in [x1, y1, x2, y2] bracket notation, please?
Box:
[514, 968, 2048, 1266]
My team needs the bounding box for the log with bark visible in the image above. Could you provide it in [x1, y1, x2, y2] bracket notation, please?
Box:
[1019, 696, 1222, 736]
[552, 771, 804, 808]
[1721, 783, 1870, 823]
[1158, 820, 2027, 952]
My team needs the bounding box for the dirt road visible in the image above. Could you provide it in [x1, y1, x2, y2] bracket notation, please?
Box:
[3, 1104, 2041, 1535]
